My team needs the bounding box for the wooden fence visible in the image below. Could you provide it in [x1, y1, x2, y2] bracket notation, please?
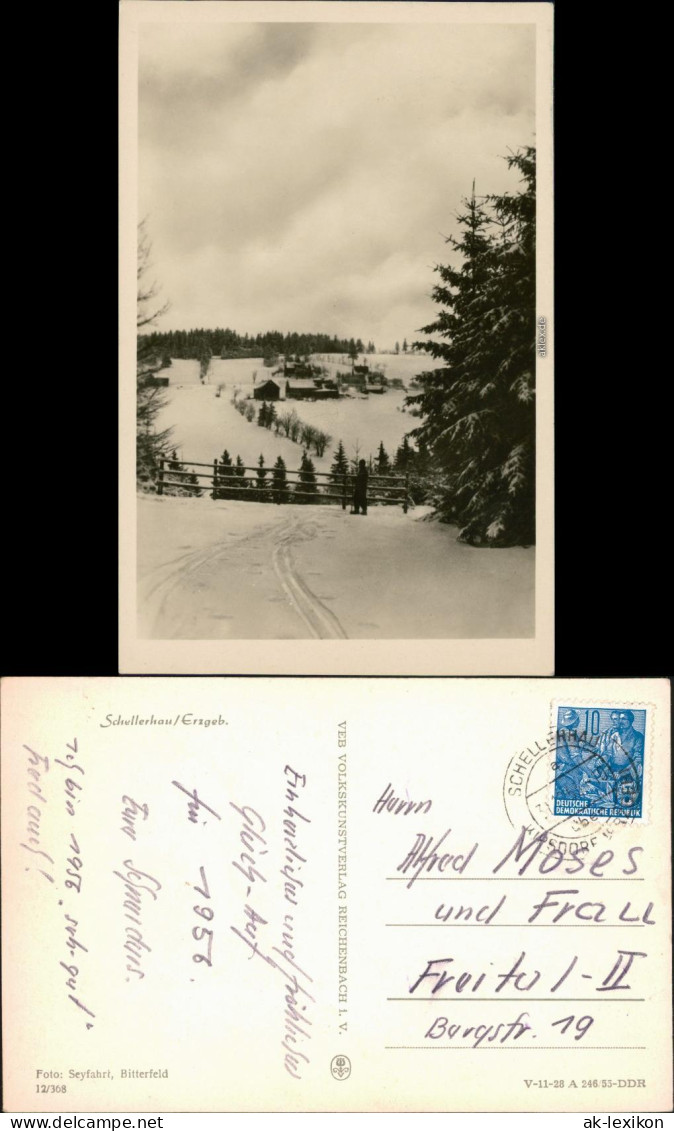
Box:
[157, 458, 409, 512]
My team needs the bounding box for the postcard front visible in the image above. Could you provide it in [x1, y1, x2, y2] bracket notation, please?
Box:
[119, 0, 554, 675]
[2, 677, 671, 1112]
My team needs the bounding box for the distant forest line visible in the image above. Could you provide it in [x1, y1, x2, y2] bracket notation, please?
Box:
[141, 328, 375, 361]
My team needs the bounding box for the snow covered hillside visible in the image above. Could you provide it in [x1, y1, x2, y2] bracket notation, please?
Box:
[156, 354, 419, 471]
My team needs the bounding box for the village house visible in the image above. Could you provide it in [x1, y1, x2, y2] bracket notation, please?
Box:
[285, 378, 339, 400]
[253, 378, 281, 401]
[279, 359, 315, 379]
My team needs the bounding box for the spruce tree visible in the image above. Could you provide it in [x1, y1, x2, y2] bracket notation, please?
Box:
[375, 441, 391, 473]
[408, 149, 536, 546]
[372, 441, 392, 500]
[212, 449, 234, 500]
[297, 450, 318, 501]
[329, 439, 349, 484]
[234, 454, 248, 500]
[255, 454, 269, 501]
[394, 435, 415, 472]
[415, 437, 431, 475]
[198, 341, 211, 383]
[480, 147, 536, 545]
[272, 456, 289, 504]
[164, 449, 201, 497]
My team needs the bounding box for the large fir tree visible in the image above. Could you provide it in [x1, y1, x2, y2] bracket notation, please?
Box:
[408, 148, 536, 546]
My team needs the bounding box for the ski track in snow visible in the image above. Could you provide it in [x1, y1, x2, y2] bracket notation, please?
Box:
[139, 509, 348, 639]
[272, 514, 348, 640]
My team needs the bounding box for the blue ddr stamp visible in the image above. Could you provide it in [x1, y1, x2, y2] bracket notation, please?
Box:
[553, 706, 646, 819]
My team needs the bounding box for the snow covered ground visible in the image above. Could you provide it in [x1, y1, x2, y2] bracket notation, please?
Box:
[160, 357, 200, 384]
[159, 356, 258, 386]
[158, 382, 320, 471]
[138, 494, 534, 640]
[156, 354, 418, 471]
[312, 351, 426, 384]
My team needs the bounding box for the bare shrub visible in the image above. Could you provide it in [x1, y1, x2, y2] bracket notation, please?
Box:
[300, 422, 318, 448]
[314, 429, 332, 457]
[278, 411, 293, 437]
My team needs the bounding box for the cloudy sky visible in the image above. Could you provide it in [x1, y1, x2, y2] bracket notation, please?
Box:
[139, 17, 535, 348]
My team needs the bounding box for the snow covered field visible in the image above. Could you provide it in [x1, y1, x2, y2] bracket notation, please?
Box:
[311, 351, 425, 384]
[156, 354, 416, 471]
[138, 494, 534, 640]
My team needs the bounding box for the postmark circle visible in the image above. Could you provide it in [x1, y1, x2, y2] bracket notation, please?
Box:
[503, 729, 637, 851]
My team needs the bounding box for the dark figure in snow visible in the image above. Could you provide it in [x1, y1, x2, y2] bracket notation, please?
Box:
[352, 460, 368, 515]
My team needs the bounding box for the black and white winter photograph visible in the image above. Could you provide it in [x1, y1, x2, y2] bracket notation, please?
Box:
[120, 1, 553, 673]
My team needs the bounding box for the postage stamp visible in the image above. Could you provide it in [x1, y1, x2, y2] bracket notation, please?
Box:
[553, 706, 646, 820]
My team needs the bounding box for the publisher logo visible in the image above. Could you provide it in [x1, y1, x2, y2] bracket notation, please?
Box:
[330, 1055, 351, 1080]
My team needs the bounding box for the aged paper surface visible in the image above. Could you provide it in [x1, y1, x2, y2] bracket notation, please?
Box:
[119, 1, 554, 674]
[2, 677, 670, 1112]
